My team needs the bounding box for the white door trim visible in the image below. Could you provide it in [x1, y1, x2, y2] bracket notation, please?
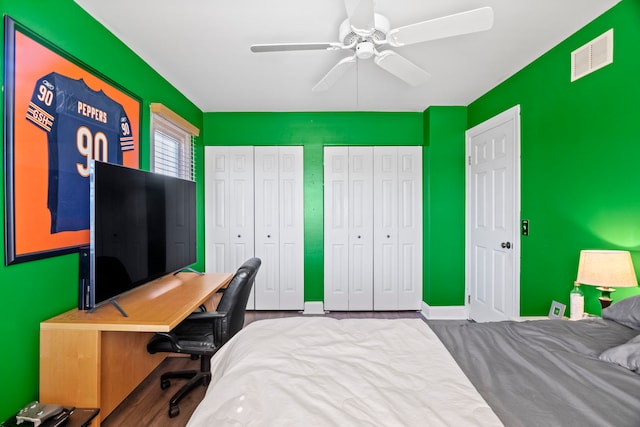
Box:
[465, 105, 521, 320]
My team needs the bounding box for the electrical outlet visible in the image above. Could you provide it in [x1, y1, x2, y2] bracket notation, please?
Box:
[521, 219, 529, 236]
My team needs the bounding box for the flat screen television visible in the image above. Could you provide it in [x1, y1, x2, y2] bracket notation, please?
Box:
[79, 160, 197, 314]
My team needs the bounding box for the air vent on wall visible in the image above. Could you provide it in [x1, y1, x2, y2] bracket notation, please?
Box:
[571, 29, 613, 82]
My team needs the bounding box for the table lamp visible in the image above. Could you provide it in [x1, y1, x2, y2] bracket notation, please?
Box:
[575, 250, 638, 308]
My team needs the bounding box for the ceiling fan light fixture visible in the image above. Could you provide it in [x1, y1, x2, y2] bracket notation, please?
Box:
[356, 42, 375, 59]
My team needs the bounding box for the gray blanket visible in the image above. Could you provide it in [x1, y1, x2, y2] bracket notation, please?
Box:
[430, 318, 640, 427]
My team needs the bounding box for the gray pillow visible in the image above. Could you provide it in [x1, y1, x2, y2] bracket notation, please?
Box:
[599, 334, 640, 373]
[601, 295, 640, 329]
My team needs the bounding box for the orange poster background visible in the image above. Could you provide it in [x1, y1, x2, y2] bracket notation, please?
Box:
[10, 30, 140, 257]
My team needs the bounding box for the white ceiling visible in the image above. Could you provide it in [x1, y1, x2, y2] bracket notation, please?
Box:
[74, 0, 620, 113]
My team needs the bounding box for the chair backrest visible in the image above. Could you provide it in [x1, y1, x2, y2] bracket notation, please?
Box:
[214, 257, 261, 346]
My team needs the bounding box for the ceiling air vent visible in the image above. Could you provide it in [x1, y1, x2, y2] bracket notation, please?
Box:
[571, 29, 613, 82]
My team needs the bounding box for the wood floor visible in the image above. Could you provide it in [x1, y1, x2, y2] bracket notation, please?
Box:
[101, 310, 423, 427]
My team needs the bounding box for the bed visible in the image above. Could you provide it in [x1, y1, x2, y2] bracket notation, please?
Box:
[187, 296, 640, 426]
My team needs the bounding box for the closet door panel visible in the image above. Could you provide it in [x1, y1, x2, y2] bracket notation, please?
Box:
[373, 147, 399, 310]
[205, 146, 255, 309]
[324, 148, 350, 310]
[205, 146, 254, 275]
[205, 148, 229, 273]
[397, 146, 423, 310]
[254, 147, 280, 310]
[253, 146, 304, 310]
[229, 149, 255, 273]
[278, 147, 304, 310]
[348, 147, 373, 310]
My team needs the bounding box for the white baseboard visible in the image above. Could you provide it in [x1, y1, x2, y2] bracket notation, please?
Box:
[302, 301, 325, 315]
[420, 301, 468, 320]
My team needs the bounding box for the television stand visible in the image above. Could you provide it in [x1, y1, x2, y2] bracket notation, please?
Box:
[177, 267, 204, 275]
[110, 299, 128, 317]
[87, 298, 129, 318]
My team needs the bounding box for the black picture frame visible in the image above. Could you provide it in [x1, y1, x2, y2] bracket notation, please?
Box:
[3, 16, 141, 265]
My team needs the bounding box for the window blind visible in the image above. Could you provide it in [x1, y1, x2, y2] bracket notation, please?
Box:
[150, 104, 199, 181]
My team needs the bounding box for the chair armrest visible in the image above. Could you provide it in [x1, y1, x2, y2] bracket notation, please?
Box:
[185, 311, 227, 322]
[148, 331, 185, 353]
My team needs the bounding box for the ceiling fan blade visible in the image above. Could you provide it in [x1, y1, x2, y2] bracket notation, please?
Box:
[312, 55, 357, 92]
[344, 0, 375, 35]
[251, 42, 344, 53]
[387, 7, 494, 47]
[374, 50, 431, 86]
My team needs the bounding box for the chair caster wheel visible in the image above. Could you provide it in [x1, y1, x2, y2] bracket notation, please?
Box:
[169, 405, 180, 418]
[161, 379, 171, 390]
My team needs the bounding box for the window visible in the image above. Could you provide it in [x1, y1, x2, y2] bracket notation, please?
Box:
[150, 103, 199, 181]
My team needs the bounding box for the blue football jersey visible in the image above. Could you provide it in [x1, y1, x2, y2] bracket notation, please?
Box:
[26, 72, 135, 233]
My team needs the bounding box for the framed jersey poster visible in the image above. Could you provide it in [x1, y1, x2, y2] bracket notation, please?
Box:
[3, 17, 140, 265]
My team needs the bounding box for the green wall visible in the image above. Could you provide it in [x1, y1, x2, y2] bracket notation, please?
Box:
[423, 107, 467, 306]
[469, 0, 640, 315]
[0, 0, 203, 419]
[203, 113, 424, 301]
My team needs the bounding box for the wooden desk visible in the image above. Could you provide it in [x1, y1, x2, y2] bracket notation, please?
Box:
[39, 272, 232, 425]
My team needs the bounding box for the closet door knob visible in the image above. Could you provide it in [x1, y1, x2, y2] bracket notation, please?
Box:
[237, 234, 241, 238]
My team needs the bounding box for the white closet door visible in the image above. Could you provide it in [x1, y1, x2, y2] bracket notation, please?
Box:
[324, 147, 374, 310]
[254, 146, 304, 310]
[348, 147, 374, 310]
[254, 147, 280, 309]
[373, 147, 399, 310]
[373, 146, 423, 310]
[204, 146, 254, 273]
[396, 147, 423, 310]
[324, 147, 350, 310]
[204, 146, 255, 308]
[278, 147, 304, 309]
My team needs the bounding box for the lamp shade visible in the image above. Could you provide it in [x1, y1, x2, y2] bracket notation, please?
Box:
[576, 250, 638, 288]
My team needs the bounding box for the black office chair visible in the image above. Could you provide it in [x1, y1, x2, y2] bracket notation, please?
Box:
[147, 257, 261, 417]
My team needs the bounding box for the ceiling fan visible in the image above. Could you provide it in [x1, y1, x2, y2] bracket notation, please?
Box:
[250, 0, 494, 92]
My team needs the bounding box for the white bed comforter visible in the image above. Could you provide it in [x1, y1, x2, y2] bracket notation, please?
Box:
[187, 317, 502, 427]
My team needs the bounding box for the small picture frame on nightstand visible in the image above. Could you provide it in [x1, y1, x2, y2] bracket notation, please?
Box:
[548, 301, 566, 319]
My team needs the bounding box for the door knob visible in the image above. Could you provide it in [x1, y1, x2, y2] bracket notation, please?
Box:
[501, 242, 512, 249]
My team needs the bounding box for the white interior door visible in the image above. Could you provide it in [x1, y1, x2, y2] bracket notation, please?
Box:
[466, 106, 520, 322]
